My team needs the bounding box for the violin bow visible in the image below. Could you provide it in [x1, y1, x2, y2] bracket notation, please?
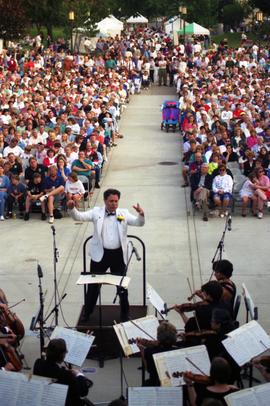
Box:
[185, 357, 207, 376]
[187, 277, 201, 332]
[127, 319, 156, 341]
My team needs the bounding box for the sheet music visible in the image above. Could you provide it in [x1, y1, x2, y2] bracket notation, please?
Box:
[225, 383, 270, 406]
[50, 326, 95, 366]
[128, 387, 183, 406]
[153, 345, 211, 387]
[113, 316, 159, 356]
[0, 370, 68, 406]
[166, 353, 186, 386]
[147, 283, 166, 318]
[123, 316, 159, 353]
[242, 283, 256, 319]
[41, 383, 69, 406]
[76, 274, 130, 288]
[222, 321, 270, 366]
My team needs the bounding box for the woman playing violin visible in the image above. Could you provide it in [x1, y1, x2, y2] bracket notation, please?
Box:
[185, 357, 239, 406]
[137, 321, 178, 387]
[189, 260, 236, 316]
[174, 281, 225, 333]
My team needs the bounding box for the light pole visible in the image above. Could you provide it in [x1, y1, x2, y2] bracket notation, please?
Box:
[179, 5, 187, 46]
[256, 11, 263, 56]
[68, 10, 75, 53]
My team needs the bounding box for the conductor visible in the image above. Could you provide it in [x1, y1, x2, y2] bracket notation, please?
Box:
[68, 188, 145, 322]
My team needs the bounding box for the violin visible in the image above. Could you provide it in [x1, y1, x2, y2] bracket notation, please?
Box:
[181, 329, 217, 339]
[0, 304, 25, 340]
[183, 371, 213, 385]
[166, 370, 212, 385]
[0, 344, 23, 371]
[174, 301, 209, 313]
[129, 337, 158, 347]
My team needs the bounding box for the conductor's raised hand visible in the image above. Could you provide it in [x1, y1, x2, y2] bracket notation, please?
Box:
[67, 200, 75, 210]
[133, 203, 144, 216]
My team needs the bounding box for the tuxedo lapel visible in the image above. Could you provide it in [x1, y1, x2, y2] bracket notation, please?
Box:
[97, 207, 105, 236]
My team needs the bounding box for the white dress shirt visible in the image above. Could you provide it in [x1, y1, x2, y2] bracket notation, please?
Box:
[102, 215, 121, 249]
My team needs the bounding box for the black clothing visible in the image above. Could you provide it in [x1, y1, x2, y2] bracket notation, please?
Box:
[25, 164, 47, 182]
[27, 180, 45, 195]
[144, 345, 178, 386]
[243, 159, 256, 177]
[222, 152, 239, 162]
[194, 383, 238, 405]
[190, 172, 213, 192]
[33, 358, 91, 406]
[10, 162, 23, 176]
[185, 300, 230, 333]
[85, 248, 129, 321]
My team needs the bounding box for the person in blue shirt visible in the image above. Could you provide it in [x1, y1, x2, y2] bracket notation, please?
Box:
[6, 174, 26, 218]
[40, 165, 65, 224]
[0, 165, 10, 220]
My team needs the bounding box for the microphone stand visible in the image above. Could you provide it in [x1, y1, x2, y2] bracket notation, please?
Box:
[44, 293, 67, 324]
[51, 225, 60, 326]
[37, 265, 45, 357]
[113, 242, 136, 305]
[209, 215, 230, 281]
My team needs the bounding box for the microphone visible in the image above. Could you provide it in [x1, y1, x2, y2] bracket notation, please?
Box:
[51, 225, 55, 233]
[37, 264, 43, 278]
[131, 242, 141, 261]
[228, 215, 232, 231]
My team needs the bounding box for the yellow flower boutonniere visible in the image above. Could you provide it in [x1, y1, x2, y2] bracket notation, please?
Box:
[117, 215, 125, 222]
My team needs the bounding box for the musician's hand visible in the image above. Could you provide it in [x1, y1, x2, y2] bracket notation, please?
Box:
[4, 362, 15, 371]
[67, 200, 75, 210]
[0, 303, 8, 312]
[133, 203, 144, 216]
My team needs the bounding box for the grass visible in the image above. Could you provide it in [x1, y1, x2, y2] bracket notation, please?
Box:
[212, 32, 265, 48]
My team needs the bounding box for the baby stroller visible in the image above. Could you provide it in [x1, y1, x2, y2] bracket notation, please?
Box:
[161, 100, 180, 132]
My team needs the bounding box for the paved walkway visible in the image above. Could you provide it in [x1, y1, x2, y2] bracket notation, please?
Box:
[1, 85, 270, 403]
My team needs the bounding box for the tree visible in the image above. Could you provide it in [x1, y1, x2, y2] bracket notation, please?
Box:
[0, 0, 29, 41]
[24, 0, 65, 39]
[223, 2, 245, 29]
[184, 0, 219, 28]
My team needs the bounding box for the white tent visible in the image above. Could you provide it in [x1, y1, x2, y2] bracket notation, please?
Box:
[178, 22, 210, 36]
[164, 16, 186, 35]
[126, 14, 148, 24]
[97, 15, 124, 37]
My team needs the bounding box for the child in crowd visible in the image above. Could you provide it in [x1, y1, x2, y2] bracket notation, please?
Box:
[6, 174, 26, 219]
[24, 172, 47, 221]
[64, 171, 85, 208]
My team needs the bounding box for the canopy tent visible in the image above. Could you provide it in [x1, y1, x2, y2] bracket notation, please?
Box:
[164, 16, 187, 35]
[96, 15, 124, 37]
[177, 22, 210, 36]
[126, 14, 148, 24]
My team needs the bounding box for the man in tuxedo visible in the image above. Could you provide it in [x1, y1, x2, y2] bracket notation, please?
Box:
[33, 339, 92, 406]
[68, 188, 145, 321]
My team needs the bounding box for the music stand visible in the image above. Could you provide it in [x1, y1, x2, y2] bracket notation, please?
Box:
[241, 283, 260, 387]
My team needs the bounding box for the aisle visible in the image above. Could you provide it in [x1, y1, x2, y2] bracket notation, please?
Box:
[97, 87, 197, 318]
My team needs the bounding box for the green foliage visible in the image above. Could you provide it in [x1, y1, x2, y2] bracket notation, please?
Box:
[184, 0, 219, 28]
[0, 0, 29, 40]
[223, 2, 245, 28]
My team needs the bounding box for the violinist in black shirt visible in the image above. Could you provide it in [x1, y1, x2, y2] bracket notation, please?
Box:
[34, 338, 93, 406]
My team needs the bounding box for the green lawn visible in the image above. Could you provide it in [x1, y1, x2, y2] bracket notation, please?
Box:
[212, 32, 265, 48]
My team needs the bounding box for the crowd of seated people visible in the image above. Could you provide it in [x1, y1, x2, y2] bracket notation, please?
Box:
[176, 39, 270, 220]
[0, 35, 151, 223]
